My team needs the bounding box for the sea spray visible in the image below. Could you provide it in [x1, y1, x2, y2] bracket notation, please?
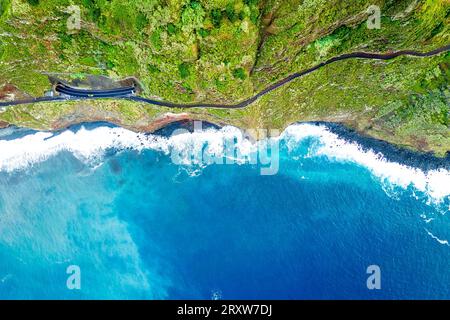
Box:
[0, 123, 447, 202]
[0, 122, 449, 299]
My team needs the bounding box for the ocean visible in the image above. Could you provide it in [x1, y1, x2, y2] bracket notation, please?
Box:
[0, 121, 448, 299]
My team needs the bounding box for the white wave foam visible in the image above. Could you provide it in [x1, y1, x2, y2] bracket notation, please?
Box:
[0, 123, 448, 202]
[0, 125, 256, 172]
[425, 228, 450, 247]
[282, 123, 450, 202]
[0, 127, 148, 172]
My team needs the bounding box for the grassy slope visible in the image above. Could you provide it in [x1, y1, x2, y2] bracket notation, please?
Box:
[0, 0, 449, 155]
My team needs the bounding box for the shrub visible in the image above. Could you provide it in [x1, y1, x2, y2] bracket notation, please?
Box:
[0, 0, 10, 18]
[147, 64, 159, 73]
[225, 3, 237, 22]
[26, 0, 39, 6]
[190, 1, 201, 10]
[211, 9, 222, 27]
[244, 0, 259, 6]
[198, 28, 210, 37]
[150, 29, 162, 50]
[167, 23, 177, 35]
[179, 62, 191, 79]
[181, 2, 206, 33]
[136, 13, 148, 30]
[232, 67, 246, 80]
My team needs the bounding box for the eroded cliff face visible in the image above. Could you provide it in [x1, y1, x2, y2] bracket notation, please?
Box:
[0, 0, 449, 155]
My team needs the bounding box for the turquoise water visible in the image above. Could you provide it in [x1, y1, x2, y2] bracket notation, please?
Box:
[0, 122, 448, 299]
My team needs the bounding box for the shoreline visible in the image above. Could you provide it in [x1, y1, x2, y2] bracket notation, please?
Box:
[0, 120, 448, 171]
[310, 121, 449, 171]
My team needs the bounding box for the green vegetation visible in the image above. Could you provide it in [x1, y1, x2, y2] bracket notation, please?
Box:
[0, 0, 449, 155]
[233, 67, 246, 80]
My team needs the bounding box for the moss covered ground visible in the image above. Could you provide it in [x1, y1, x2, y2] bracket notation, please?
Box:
[0, 0, 449, 155]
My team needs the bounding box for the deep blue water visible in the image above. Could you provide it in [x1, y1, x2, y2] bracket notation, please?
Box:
[0, 122, 448, 299]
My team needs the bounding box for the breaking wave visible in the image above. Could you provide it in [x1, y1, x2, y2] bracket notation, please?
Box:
[0, 123, 448, 203]
[282, 124, 450, 202]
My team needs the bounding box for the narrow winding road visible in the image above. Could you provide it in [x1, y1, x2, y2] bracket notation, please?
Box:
[1, 45, 449, 109]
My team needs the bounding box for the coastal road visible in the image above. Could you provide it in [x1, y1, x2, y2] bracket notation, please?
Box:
[0, 83, 135, 108]
[1, 44, 449, 109]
